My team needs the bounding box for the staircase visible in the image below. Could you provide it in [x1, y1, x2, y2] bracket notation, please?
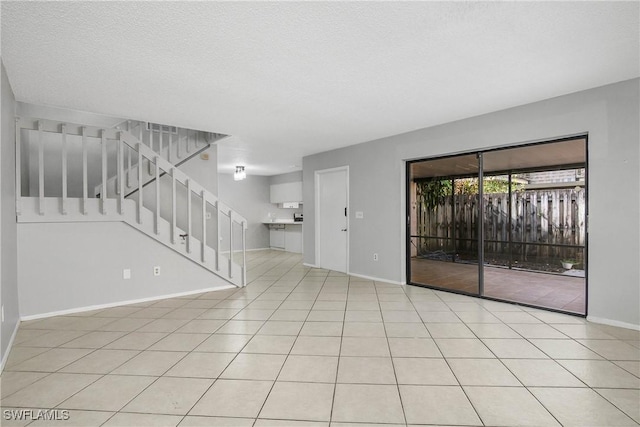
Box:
[96, 120, 224, 199]
[15, 117, 247, 287]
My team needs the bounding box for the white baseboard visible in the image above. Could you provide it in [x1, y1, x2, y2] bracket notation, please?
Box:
[220, 248, 270, 255]
[20, 284, 236, 322]
[587, 316, 640, 331]
[301, 264, 403, 284]
[346, 271, 404, 285]
[1, 320, 20, 373]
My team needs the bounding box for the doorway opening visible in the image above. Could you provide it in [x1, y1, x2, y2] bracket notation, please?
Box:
[407, 137, 587, 315]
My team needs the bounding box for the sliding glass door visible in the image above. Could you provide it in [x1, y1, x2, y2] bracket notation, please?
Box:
[407, 137, 587, 315]
[408, 153, 480, 295]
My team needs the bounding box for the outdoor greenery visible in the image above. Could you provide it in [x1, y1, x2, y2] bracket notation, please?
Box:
[415, 179, 451, 210]
[416, 177, 524, 211]
[456, 177, 524, 194]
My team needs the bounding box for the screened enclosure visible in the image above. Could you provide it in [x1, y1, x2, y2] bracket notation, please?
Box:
[407, 137, 587, 314]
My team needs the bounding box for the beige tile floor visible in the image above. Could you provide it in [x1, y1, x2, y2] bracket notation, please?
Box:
[1, 250, 639, 426]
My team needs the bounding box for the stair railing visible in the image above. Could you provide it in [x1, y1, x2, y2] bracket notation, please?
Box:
[120, 130, 247, 284]
[98, 120, 216, 199]
[15, 117, 247, 286]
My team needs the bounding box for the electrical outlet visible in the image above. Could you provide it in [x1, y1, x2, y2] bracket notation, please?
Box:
[355, 211, 364, 219]
[373, 253, 378, 261]
[123, 269, 131, 280]
[153, 266, 161, 276]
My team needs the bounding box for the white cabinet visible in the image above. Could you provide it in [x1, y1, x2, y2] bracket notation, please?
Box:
[270, 181, 303, 203]
[268, 223, 302, 253]
[269, 225, 285, 249]
[284, 226, 303, 253]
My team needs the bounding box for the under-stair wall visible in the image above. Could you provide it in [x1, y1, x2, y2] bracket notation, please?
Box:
[17, 221, 234, 319]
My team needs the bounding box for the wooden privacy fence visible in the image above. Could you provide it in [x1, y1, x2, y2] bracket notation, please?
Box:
[415, 188, 586, 263]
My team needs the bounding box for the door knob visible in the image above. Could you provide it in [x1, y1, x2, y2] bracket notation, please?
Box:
[341, 228, 347, 231]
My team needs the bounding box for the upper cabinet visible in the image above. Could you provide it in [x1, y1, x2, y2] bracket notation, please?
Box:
[270, 181, 303, 203]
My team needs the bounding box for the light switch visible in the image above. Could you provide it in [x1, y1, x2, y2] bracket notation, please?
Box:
[355, 211, 364, 219]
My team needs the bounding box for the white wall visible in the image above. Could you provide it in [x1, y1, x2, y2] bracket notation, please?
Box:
[270, 170, 302, 186]
[303, 78, 640, 328]
[180, 144, 218, 195]
[1, 61, 20, 367]
[18, 221, 231, 318]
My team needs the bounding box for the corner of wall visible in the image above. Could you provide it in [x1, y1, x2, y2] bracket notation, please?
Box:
[1, 60, 20, 367]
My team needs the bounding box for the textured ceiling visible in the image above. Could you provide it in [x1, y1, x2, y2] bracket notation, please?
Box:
[1, 2, 638, 175]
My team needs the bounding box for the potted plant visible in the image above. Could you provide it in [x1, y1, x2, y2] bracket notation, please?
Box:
[561, 259, 575, 269]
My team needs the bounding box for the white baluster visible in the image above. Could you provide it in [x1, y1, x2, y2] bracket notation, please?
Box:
[137, 145, 143, 224]
[15, 118, 21, 215]
[101, 129, 107, 214]
[38, 121, 44, 215]
[201, 190, 207, 262]
[61, 124, 67, 215]
[118, 133, 125, 214]
[216, 202, 220, 271]
[82, 127, 88, 214]
[228, 209, 233, 278]
[148, 129, 153, 175]
[242, 221, 247, 286]
[177, 128, 182, 159]
[114, 133, 120, 196]
[126, 144, 132, 188]
[187, 179, 192, 254]
[154, 157, 160, 235]
[171, 168, 177, 244]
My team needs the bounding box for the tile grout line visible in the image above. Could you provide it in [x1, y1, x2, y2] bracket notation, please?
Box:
[375, 280, 409, 426]
[183, 251, 304, 423]
[253, 264, 329, 422]
[407, 288, 487, 426]
[328, 272, 349, 425]
[3, 251, 639, 425]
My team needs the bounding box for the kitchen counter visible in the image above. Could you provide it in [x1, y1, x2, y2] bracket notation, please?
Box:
[263, 220, 303, 225]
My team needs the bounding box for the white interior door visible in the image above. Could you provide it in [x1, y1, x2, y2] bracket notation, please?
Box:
[317, 168, 348, 272]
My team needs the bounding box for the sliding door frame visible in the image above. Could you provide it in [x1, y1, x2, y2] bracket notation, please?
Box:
[405, 135, 589, 317]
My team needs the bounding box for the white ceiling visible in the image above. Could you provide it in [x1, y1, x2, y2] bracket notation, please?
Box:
[1, 2, 638, 176]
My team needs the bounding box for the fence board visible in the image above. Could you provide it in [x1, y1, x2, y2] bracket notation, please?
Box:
[416, 188, 585, 264]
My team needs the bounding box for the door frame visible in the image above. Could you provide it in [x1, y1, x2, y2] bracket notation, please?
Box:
[405, 135, 589, 317]
[315, 166, 350, 273]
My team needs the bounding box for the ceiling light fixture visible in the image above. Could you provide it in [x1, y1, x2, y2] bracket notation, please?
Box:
[234, 166, 246, 181]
